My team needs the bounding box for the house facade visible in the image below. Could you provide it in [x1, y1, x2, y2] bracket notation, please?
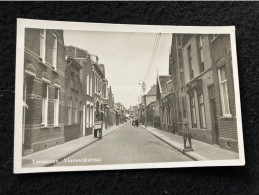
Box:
[156, 75, 171, 131]
[65, 46, 95, 137]
[210, 34, 238, 151]
[182, 34, 215, 145]
[23, 28, 66, 155]
[64, 57, 83, 142]
[91, 55, 108, 129]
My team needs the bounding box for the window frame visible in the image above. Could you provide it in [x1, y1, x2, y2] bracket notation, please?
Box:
[218, 65, 231, 117]
[54, 87, 59, 126]
[74, 101, 78, 123]
[41, 82, 48, 126]
[68, 100, 72, 125]
[190, 96, 197, 128]
[52, 33, 58, 70]
[39, 29, 46, 62]
[198, 94, 207, 129]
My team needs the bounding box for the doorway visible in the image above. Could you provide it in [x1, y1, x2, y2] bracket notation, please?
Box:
[208, 85, 219, 145]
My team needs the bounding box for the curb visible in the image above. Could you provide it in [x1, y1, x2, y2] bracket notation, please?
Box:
[141, 126, 202, 161]
[43, 123, 125, 167]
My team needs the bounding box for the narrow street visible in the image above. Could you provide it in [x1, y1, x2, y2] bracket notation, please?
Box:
[54, 122, 191, 166]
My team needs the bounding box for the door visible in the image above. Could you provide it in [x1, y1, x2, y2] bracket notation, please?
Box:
[209, 85, 219, 145]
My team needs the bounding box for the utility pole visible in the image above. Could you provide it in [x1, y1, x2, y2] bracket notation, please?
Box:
[139, 81, 147, 128]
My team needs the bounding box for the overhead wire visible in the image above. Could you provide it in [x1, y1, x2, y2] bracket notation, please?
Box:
[144, 33, 161, 81]
[106, 32, 135, 65]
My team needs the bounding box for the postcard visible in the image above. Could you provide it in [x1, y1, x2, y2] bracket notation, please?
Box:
[14, 18, 245, 173]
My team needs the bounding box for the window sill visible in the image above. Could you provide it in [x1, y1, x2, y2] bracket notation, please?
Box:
[51, 67, 58, 74]
[38, 60, 48, 67]
[220, 115, 233, 119]
[53, 125, 61, 128]
[40, 125, 49, 129]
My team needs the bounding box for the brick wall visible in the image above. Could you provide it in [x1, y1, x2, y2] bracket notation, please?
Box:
[210, 34, 238, 152]
[23, 28, 66, 154]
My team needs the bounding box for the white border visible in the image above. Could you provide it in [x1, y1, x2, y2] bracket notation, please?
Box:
[14, 18, 245, 174]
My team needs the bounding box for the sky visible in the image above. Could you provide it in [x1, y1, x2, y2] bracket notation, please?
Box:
[64, 30, 172, 109]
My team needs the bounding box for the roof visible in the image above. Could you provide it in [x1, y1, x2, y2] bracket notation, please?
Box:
[158, 75, 171, 96]
[146, 85, 156, 96]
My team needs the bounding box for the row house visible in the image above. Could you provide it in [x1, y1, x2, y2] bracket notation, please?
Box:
[169, 34, 188, 135]
[114, 102, 127, 124]
[169, 33, 237, 152]
[90, 55, 108, 129]
[106, 86, 115, 127]
[144, 85, 157, 127]
[23, 28, 66, 155]
[209, 34, 238, 151]
[65, 46, 95, 138]
[64, 57, 83, 142]
[156, 75, 172, 131]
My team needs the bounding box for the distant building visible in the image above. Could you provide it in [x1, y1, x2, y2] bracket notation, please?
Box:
[156, 75, 172, 131]
[23, 29, 66, 155]
[106, 86, 115, 127]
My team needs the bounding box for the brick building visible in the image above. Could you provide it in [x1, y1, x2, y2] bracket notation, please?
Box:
[91, 55, 108, 129]
[156, 75, 171, 131]
[23, 28, 66, 155]
[64, 57, 83, 142]
[210, 34, 238, 151]
[106, 86, 115, 127]
[182, 34, 215, 145]
[169, 34, 188, 135]
[66, 46, 95, 136]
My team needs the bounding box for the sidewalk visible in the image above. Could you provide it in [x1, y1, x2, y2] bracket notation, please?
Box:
[22, 123, 125, 168]
[141, 125, 239, 161]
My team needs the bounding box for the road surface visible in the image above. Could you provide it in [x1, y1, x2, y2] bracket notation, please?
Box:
[54, 122, 191, 166]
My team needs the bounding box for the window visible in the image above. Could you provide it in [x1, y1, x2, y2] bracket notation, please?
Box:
[218, 66, 231, 116]
[74, 101, 78, 123]
[182, 96, 187, 118]
[86, 106, 90, 128]
[52, 34, 57, 70]
[54, 88, 59, 126]
[198, 94, 206, 128]
[178, 49, 183, 68]
[86, 74, 89, 95]
[41, 82, 48, 126]
[68, 100, 72, 124]
[190, 97, 197, 128]
[75, 75, 79, 90]
[71, 72, 76, 90]
[198, 35, 204, 72]
[90, 76, 93, 97]
[187, 45, 194, 79]
[40, 29, 46, 62]
[95, 77, 98, 94]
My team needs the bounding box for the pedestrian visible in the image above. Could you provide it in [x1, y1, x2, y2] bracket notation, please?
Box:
[135, 118, 139, 127]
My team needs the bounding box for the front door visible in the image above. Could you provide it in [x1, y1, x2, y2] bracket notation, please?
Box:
[209, 85, 219, 145]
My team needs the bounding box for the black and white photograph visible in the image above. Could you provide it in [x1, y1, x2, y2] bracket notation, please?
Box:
[14, 19, 245, 173]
